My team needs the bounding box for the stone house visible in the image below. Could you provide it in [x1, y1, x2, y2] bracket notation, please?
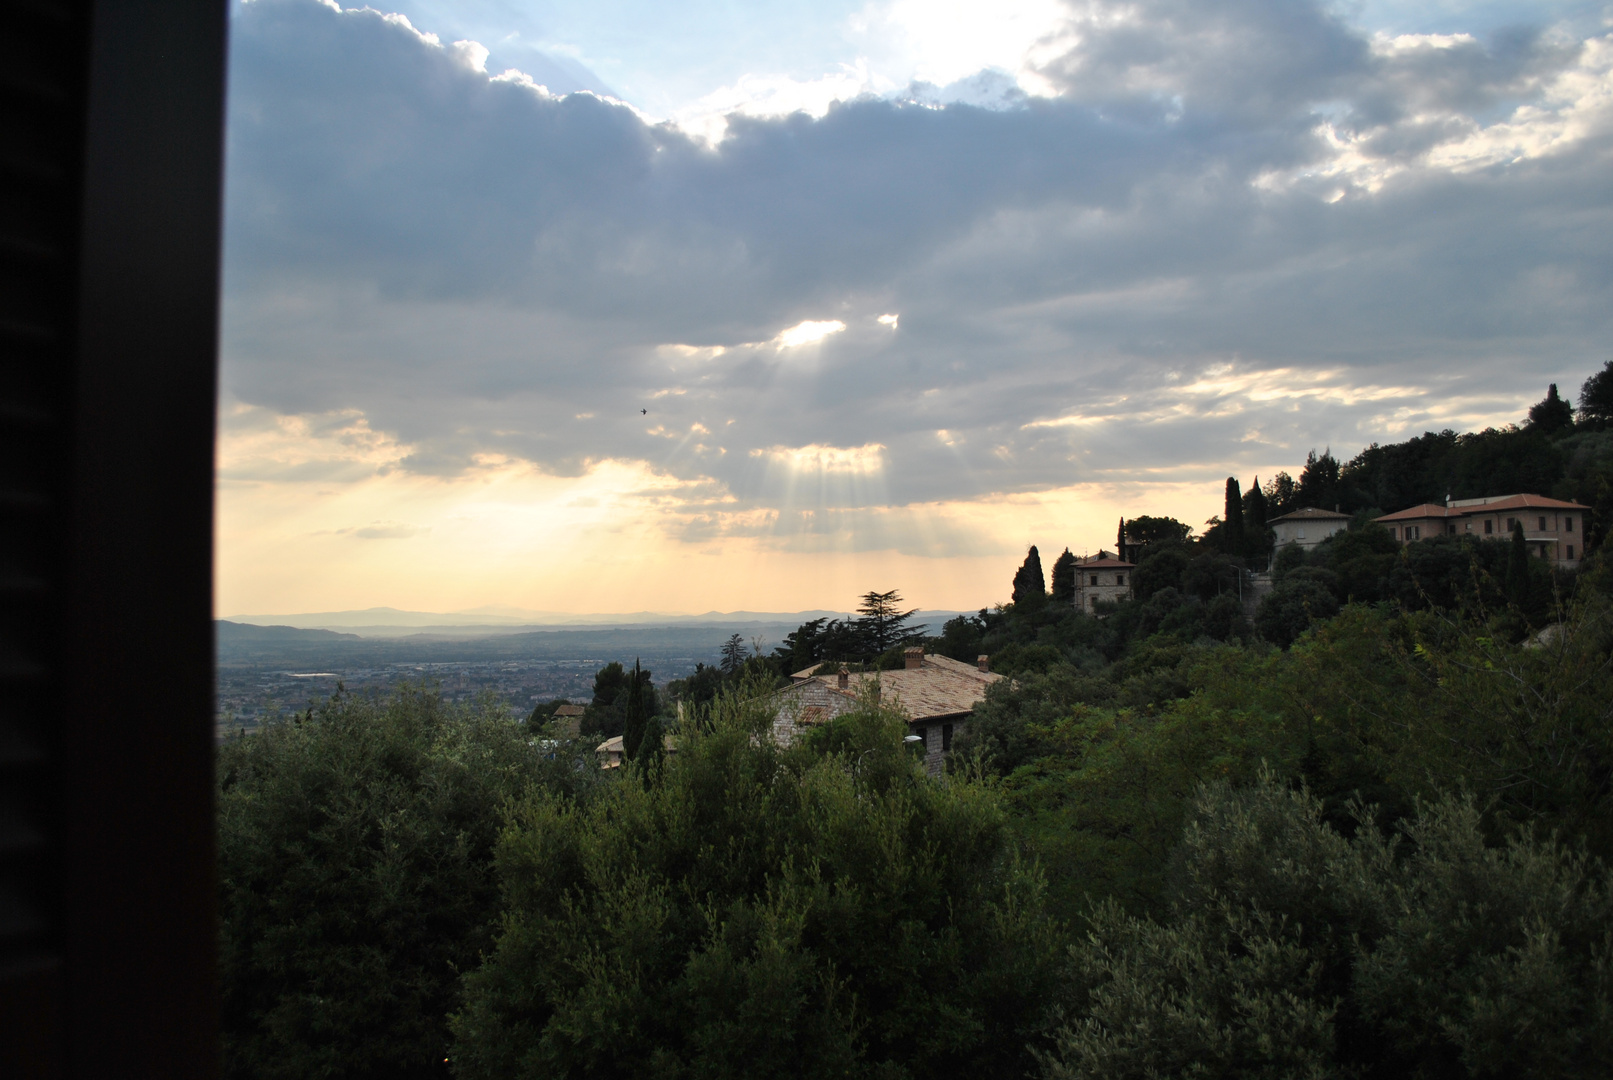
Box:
[1374, 494, 1591, 568]
[772, 649, 1001, 775]
[1072, 552, 1134, 610]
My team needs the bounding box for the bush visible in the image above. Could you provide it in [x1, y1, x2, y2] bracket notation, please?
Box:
[451, 683, 1067, 1079]
[218, 686, 592, 1080]
[1256, 578, 1340, 647]
[1041, 774, 1613, 1080]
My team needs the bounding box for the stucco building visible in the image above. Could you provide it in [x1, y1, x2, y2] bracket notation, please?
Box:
[1374, 494, 1590, 567]
[1267, 507, 1351, 568]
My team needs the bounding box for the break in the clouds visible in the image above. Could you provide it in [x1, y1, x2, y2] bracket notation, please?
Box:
[217, 0, 1613, 610]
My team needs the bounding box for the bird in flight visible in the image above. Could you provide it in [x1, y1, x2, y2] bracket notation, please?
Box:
[641, 408, 647, 415]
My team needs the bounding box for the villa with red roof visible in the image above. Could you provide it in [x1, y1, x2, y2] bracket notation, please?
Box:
[1374, 494, 1590, 567]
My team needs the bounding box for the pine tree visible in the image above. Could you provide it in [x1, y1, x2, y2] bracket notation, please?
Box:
[720, 633, 747, 676]
[1507, 523, 1530, 607]
[1051, 548, 1077, 603]
[621, 658, 648, 759]
[1224, 477, 1245, 553]
[855, 590, 923, 655]
[1012, 546, 1046, 606]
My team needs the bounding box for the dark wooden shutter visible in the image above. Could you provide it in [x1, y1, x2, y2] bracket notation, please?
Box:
[0, 1, 225, 1076]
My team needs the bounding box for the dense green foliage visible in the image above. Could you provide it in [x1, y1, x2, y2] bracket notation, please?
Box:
[451, 685, 1066, 1079]
[1044, 774, 1613, 1079]
[218, 686, 597, 1079]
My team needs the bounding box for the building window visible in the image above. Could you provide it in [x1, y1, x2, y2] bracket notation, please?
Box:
[1090, 574, 1098, 586]
[1448, 523, 1456, 534]
[915, 726, 928, 749]
[1567, 516, 1575, 532]
[1464, 522, 1471, 531]
[942, 724, 953, 751]
[1539, 516, 1547, 531]
[1297, 530, 1306, 539]
[1507, 518, 1515, 532]
[1088, 596, 1097, 607]
[1485, 519, 1493, 534]
[1568, 545, 1575, 560]
[1116, 574, 1126, 586]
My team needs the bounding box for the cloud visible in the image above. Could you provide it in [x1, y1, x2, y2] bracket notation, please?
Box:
[221, 0, 1613, 559]
[346, 522, 429, 540]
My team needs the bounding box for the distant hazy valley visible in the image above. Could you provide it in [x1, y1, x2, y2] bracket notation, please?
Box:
[215, 608, 971, 733]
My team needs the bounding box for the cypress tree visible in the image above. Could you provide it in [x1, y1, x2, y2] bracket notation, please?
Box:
[1012, 546, 1046, 607]
[1224, 477, 1244, 552]
[622, 658, 647, 759]
[1117, 517, 1126, 551]
[1245, 477, 1268, 530]
[1507, 523, 1530, 607]
[1051, 548, 1078, 603]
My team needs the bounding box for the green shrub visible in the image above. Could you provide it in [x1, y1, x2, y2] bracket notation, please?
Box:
[218, 686, 591, 1080]
[1041, 774, 1613, 1080]
[450, 684, 1066, 1079]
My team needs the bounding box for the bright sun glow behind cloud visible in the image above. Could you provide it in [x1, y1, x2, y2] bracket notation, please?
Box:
[776, 319, 847, 348]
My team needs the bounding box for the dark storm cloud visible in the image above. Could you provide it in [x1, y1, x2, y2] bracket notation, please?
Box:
[221, 0, 1613, 517]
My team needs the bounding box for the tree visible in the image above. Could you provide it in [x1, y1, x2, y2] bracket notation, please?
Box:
[1042, 775, 1613, 1080]
[1256, 577, 1339, 648]
[1507, 520, 1530, 606]
[720, 633, 747, 676]
[1117, 517, 1126, 550]
[1013, 546, 1047, 606]
[773, 618, 829, 674]
[1123, 516, 1192, 546]
[856, 589, 924, 655]
[1051, 548, 1078, 603]
[218, 686, 592, 1080]
[1244, 477, 1268, 531]
[1527, 382, 1575, 433]
[1263, 472, 1298, 518]
[452, 686, 1066, 1079]
[1296, 449, 1341, 511]
[586, 661, 630, 737]
[1579, 360, 1613, 428]
[1131, 542, 1193, 602]
[622, 658, 649, 759]
[1218, 477, 1245, 553]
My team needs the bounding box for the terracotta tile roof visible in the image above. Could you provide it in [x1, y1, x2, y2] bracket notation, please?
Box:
[1449, 493, 1588, 512]
[835, 654, 1002, 722]
[1374, 503, 1461, 522]
[1268, 506, 1352, 523]
[771, 653, 1001, 744]
[1375, 493, 1589, 523]
[554, 703, 585, 717]
[1078, 556, 1135, 569]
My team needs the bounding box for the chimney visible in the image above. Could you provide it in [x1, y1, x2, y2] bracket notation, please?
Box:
[904, 647, 924, 670]
[837, 666, 849, 690]
[977, 654, 990, 673]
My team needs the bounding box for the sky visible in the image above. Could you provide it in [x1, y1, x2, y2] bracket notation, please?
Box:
[216, 0, 1613, 618]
